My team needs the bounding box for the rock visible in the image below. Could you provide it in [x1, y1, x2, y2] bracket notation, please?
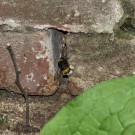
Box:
[60, 93, 71, 101]
[0, 29, 63, 95]
[67, 33, 135, 92]
[68, 81, 79, 96]
[0, 0, 124, 33]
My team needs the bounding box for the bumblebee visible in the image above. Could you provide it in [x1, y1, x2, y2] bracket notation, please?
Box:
[58, 57, 74, 77]
[58, 39, 74, 77]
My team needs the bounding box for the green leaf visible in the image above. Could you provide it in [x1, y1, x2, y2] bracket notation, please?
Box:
[40, 75, 135, 135]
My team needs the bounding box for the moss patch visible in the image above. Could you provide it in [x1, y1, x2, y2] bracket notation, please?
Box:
[120, 0, 134, 17]
[115, 18, 135, 39]
[0, 114, 5, 125]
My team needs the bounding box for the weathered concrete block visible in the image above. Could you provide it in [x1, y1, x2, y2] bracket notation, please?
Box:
[0, 29, 63, 95]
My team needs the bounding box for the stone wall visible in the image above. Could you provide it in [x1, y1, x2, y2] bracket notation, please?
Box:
[0, 0, 135, 95]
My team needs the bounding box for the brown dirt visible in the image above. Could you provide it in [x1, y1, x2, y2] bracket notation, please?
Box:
[0, 84, 74, 135]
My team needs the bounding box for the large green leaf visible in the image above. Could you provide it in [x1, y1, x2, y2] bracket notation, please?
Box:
[40, 75, 135, 135]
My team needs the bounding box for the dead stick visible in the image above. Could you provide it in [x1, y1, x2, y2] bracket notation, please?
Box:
[7, 45, 29, 127]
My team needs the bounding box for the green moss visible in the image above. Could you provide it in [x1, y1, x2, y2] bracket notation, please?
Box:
[115, 0, 135, 39]
[115, 29, 133, 40]
[120, 0, 134, 17]
[0, 114, 5, 125]
[131, 18, 135, 26]
[115, 17, 135, 39]
[3, 0, 16, 3]
[0, 114, 7, 125]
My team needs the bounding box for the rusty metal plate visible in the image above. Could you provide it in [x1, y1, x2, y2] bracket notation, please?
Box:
[0, 29, 63, 95]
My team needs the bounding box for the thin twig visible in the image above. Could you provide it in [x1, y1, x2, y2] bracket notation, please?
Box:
[0, 87, 23, 95]
[7, 45, 29, 127]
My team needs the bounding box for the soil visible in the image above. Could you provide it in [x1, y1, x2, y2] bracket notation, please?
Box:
[0, 82, 74, 135]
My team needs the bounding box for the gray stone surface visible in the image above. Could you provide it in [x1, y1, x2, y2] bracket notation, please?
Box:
[0, 0, 124, 33]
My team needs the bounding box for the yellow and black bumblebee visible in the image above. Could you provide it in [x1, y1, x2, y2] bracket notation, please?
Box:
[58, 57, 74, 77]
[58, 42, 74, 78]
